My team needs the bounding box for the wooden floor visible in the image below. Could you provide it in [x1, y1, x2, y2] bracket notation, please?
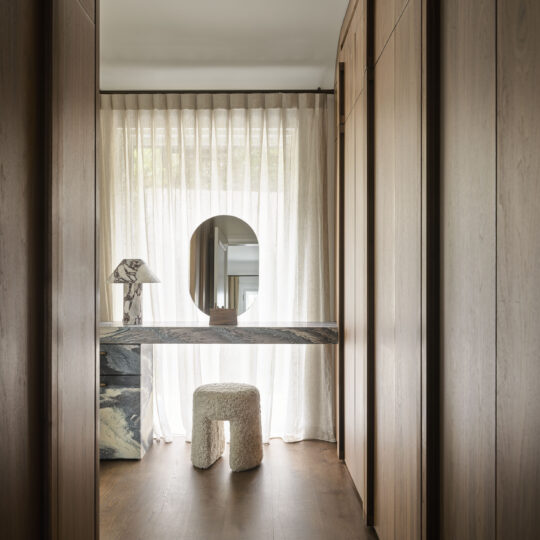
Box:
[100, 437, 377, 540]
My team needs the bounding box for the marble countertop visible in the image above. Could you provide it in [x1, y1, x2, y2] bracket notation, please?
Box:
[100, 321, 339, 345]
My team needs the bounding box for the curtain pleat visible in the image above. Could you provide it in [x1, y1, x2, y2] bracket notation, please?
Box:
[100, 93, 336, 444]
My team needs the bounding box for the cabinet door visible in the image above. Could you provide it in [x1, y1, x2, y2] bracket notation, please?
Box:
[354, 88, 368, 505]
[344, 113, 357, 484]
[353, 0, 367, 99]
[497, 0, 540, 536]
[342, 23, 356, 121]
[374, 29, 396, 540]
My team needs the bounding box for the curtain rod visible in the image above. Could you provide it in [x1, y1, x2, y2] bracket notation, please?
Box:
[100, 89, 335, 95]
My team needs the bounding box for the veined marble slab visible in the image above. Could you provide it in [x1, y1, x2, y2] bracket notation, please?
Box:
[100, 322, 339, 345]
[101, 344, 141, 375]
[99, 344, 153, 460]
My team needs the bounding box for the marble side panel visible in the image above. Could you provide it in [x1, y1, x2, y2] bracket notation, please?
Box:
[100, 344, 141, 375]
[100, 324, 339, 345]
[140, 345, 153, 454]
[100, 375, 142, 459]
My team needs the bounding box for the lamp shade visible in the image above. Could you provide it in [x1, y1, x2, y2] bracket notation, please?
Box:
[108, 259, 160, 284]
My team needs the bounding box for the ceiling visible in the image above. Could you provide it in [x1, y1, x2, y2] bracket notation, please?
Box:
[100, 0, 349, 91]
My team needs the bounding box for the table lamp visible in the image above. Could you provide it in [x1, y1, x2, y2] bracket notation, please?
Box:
[108, 259, 160, 325]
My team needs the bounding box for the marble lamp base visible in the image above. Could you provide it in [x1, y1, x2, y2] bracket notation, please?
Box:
[123, 282, 143, 325]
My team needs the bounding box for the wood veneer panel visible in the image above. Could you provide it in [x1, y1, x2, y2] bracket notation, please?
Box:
[50, 0, 96, 537]
[354, 87, 368, 505]
[0, 1, 45, 537]
[374, 0, 394, 61]
[344, 113, 357, 484]
[497, 0, 540, 537]
[343, 29, 356, 121]
[354, 1, 367, 99]
[338, 0, 360, 52]
[440, 0, 496, 538]
[393, 1, 421, 538]
[374, 31, 396, 540]
[78, 0, 95, 22]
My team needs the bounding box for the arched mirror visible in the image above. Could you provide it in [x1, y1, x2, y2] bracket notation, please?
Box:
[190, 215, 259, 316]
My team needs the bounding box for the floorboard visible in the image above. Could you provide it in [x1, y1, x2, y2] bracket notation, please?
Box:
[100, 438, 377, 540]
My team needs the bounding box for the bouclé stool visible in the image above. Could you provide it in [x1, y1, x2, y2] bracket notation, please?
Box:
[191, 383, 263, 472]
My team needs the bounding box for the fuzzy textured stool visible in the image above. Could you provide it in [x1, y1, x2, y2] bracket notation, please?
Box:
[191, 383, 263, 472]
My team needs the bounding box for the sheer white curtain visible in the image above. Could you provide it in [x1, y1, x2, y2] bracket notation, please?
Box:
[100, 93, 335, 444]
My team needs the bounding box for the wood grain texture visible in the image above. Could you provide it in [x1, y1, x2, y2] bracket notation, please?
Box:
[374, 0, 409, 63]
[497, 0, 540, 537]
[78, 0, 95, 22]
[374, 29, 396, 540]
[354, 87, 368, 506]
[0, 0, 45, 537]
[343, 27, 356, 121]
[372, 4, 423, 538]
[440, 0, 496, 538]
[374, 0, 395, 61]
[344, 110, 357, 484]
[353, 1, 367, 98]
[49, 0, 97, 537]
[338, 0, 360, 52]
[393, 1, 421, 538]
[340, 1, 372, 503]
[100, 438, 377, 540]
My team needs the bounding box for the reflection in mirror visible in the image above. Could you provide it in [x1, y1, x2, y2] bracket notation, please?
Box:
[190, 215, 259, 316]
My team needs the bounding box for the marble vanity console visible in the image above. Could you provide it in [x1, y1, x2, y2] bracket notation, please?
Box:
[100, 321, 339, 345]
[99, 344, 153, 460]
[98, 322, 337, 460]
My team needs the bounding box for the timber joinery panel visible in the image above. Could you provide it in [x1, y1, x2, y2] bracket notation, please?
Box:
[0, 1, 45, 537]
[338, 0, 423, 538]
[497, 0, 540, 537]
[393, 1, 422, 538]
[440, 0, 496, 539]
[338, 0, 540, 538]
[339, 0, 370, 518]
[354, 81, 368, 509]
[373, 1, 423, 539]
[345, 33, 356, 121]
[373, 30, 396, 540]
[50, 0, 97, 537]
[344, 110, 357, 487]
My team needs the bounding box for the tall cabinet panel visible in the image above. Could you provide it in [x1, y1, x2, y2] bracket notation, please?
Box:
[497, 0, 540, 537]
[439, 0, 496, 538]
[374, 29, 396, 540]
[344, 105, 357, 486]
[354, 82, 368, 508]
[50, 0, 97, 537]
[0, 1, 45, 537]
[341, 0, 371, 507]
[373, 1, 422, 538]
[337, 0, 540, 537]
[393, 1, 422, 538]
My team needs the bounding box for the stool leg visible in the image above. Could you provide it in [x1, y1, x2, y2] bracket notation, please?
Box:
[191, 415, 225, 469]
[229, 412, 263, 472]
